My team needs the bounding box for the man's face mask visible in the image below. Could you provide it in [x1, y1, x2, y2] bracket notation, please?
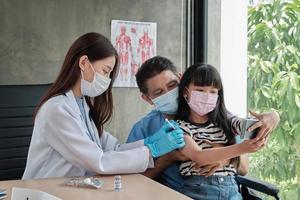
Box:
[151, 87, 179, 115]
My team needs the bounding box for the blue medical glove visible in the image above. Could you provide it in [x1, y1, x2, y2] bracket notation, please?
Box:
[169, 120, 181, 130]
[144, 120, 182, 144]
[144, 122, 185, 158]
[145, 121, 175, 143]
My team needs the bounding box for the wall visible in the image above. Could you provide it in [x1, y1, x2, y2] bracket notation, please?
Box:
[220, 0, 247, 117]
[0, 0, 187, 142]
[207, 0, 221, 71]
[207, 0, 247, 117]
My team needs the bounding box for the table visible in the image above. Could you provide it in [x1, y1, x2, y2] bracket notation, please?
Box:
[0, 174, 191, 199]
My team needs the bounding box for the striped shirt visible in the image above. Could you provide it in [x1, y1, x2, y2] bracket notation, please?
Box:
[177, 117, 242, 177]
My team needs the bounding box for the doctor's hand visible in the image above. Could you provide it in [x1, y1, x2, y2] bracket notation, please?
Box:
[144, 121, 185, 158]
[145, 120, 180, 143]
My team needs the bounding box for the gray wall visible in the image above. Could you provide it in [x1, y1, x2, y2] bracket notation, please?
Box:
[207, 0, 221, 71]
[0, 0, 187, 142]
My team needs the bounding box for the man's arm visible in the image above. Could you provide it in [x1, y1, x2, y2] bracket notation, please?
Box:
[236, 154, 249, 176]
[142, 151, 187, 178]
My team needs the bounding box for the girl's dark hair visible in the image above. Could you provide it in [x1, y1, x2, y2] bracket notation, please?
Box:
[35, 32, 119, 136]
[177, 63, 234, 142]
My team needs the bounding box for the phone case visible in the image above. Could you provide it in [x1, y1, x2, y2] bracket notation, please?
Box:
[241, 118, 259, 139]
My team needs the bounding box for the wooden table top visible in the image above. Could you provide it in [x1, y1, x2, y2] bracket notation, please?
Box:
[0, 174, 191, 200]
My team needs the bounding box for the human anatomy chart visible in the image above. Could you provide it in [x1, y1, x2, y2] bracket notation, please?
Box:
[111, 20, 157, 87]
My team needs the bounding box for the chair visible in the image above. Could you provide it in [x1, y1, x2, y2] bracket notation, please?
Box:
[0, 84, 51, 180]
[236, 175, 280, 200]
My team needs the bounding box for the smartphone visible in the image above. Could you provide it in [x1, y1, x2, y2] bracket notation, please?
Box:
[241, 118, 260, 139]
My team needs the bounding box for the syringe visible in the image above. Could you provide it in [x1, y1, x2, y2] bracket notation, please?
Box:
[165, 118, 176, 130]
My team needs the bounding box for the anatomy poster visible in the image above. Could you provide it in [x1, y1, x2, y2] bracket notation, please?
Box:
[111, 20, 157, 87]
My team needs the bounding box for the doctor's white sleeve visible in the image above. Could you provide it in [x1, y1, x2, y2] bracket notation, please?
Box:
[101, 130, 145, 151]
[101, 131, 154, 168]
[45, 105, 151, 174]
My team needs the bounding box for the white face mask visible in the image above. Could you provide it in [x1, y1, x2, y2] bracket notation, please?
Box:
[81, 63, 111, 97]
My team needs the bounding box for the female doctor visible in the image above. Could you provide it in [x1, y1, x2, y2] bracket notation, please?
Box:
[22, 32, 185, 180]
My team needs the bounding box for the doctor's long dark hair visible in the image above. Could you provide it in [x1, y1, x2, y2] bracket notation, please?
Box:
[35, 32, 119, 136]
[177, 64, 234, 142]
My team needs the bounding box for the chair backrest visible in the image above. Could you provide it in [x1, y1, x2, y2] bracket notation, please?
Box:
[0, 84, 51, 180]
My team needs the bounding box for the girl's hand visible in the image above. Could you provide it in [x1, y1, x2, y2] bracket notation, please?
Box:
[240, 137, 267, 153]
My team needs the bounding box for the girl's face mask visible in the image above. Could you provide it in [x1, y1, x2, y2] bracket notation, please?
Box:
[185, 90, 219, 116]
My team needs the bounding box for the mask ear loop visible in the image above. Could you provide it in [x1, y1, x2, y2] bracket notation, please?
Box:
[147, 95, 156, 108]
[89, 63, 96, 73]
[80, 70, 85, 81]
[184, 87, 190, 103]
[86, 59, 97, 82]
[146, 94, 161, 112]
[80, 58, 95, 81]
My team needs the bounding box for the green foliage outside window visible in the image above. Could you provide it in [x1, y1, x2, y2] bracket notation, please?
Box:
[248, 0, 300, 199]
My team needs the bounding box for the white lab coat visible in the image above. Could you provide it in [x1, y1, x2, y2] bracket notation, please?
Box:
[22, 90, 153, 180]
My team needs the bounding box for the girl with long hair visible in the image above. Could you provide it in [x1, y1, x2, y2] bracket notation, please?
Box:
[176, 64, 267, 200]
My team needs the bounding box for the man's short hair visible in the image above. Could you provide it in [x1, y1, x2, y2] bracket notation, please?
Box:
[135, 56, 177, 94]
